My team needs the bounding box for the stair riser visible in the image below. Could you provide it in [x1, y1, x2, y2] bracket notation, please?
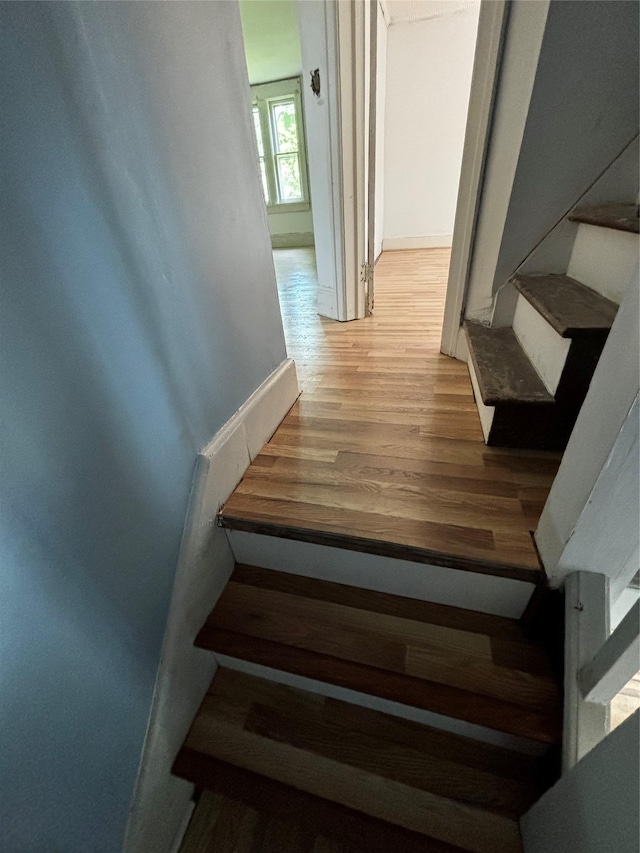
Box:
[512, 295, 570, 394]
[213, 653, 547, 755]
[227, 530, 537, 618]
[567, 223, 638, 304]
[468, 358, 561, 450]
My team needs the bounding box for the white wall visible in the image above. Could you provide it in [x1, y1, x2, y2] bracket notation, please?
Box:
[536, 269, 639, 588]
[521, 710, 640, 853]
[382, 6, 479, 250]
[0, 2, 286, 851]
[374, 1, 388, 260]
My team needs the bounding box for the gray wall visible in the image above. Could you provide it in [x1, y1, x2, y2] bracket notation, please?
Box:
[0, 2, 286, 851]
[492, 0, 639, 291]
[522, 711, 640, 853]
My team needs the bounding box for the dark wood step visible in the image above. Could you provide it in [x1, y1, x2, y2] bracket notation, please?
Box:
[569, 202, 639, 234]
[195, 565, 562, 744]
[512, 274, 618, 339]
[174, 668, 530, 853]
[464, 321, 554, 406]
[177, 778, 468, 853]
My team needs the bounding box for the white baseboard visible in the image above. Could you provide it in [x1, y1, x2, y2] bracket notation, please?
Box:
[216, 655, 545, 756]
[382, 234, 453, 251]
[123, 358, 299, 853]
[271, 231, 315, 249]
[227, 531, 535, 618]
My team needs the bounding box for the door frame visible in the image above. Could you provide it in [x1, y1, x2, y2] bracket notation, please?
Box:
[299, 0, 368, 322]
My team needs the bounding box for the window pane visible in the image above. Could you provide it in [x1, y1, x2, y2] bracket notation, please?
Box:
[276, 153, 302, 201]
[252, 108, 264, 157]
[272, 101, 298, 154]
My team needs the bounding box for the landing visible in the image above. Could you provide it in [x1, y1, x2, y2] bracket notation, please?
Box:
[221, 249, 561, 580]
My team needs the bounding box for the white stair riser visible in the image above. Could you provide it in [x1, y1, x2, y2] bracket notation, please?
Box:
[467, 356, 495, 442]
[227, 530, 536, 618]
[215, 654, 546, 756]
[512, 294, 571, 394]
[567, 223, 638, 304]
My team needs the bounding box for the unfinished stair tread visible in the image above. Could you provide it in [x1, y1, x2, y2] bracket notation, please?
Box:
[176, 667, 527, 853]
[569, 202, 640, 234]
[196, 565, 562, 744]
[512, 274, 618, 338]
[464, 321, 554, 406]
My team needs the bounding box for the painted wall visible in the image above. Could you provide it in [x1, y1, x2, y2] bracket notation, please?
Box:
[492, 0, 639, 293]
[536, 267, 639, 588]
[382, 6, 479, 249]
[522, 710, 640, 853]
[374, 2, 388, 260]
[0, 3, 286, 851]
[239, 0, 314, 247]
[465, 0, 639, 320]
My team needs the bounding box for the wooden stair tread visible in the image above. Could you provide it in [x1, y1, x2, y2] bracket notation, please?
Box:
[175, 668, 527, 853]
[512, 274, 618, 338]
[196, 565, 561, 744]
[569, 202, 640, 234]
[464, 321, 554, 405]
[218, 513, 545, 585]
[178, 785, 467, 853]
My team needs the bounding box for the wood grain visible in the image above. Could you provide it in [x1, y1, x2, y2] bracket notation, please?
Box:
[220, 248, 561, 579]
[195, 565, 562, 744]
[176, 668, 525, 853]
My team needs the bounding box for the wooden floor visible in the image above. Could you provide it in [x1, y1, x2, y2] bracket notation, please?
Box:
[176, 668, 534, 853]
[221, 249, 561, 579]
[196, 565, 562, 744]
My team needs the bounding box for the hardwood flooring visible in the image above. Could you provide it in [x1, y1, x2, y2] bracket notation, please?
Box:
[221, 249, 561, 579]
[175, 668, 531, 853]
[196, 565, 562, 744]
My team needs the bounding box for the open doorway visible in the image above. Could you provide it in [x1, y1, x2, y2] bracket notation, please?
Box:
[239, 0, 318, 341]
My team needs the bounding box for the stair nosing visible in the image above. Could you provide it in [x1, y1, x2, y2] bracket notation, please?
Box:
[218, 512, 545, 584]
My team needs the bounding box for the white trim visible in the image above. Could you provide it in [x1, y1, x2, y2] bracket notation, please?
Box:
[382, 235, 453, 250]
[467, 354, 494, 443]
[271, 231, 315, 249]
[440, 0, 508, 356]
[227, 531, 536, 618]
[216, 655, 546, 755]
[123, 358, 299, 853]
[580, 601, 640, 705]
[168, 801, 195, 853]
[563, 572, 610, 773]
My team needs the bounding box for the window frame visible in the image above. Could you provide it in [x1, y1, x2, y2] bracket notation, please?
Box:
[250, 77, 310, 212]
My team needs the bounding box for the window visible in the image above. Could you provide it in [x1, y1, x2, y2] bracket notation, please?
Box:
[250, 77, 310, 211]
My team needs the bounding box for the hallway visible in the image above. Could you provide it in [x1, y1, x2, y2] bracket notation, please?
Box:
[222, 249, 561, 579]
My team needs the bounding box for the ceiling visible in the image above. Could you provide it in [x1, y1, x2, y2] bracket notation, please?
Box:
[384, 0, 480, 25]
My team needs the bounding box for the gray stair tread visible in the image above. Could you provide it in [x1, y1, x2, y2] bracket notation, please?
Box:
[569, 203, 639, 234]
[464, 321, 554, 406]
[512, 274, 618, 338]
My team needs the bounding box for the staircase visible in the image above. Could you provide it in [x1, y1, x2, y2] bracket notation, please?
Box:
[465, 202, 639, 450]
[173, 564, 562, 852]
